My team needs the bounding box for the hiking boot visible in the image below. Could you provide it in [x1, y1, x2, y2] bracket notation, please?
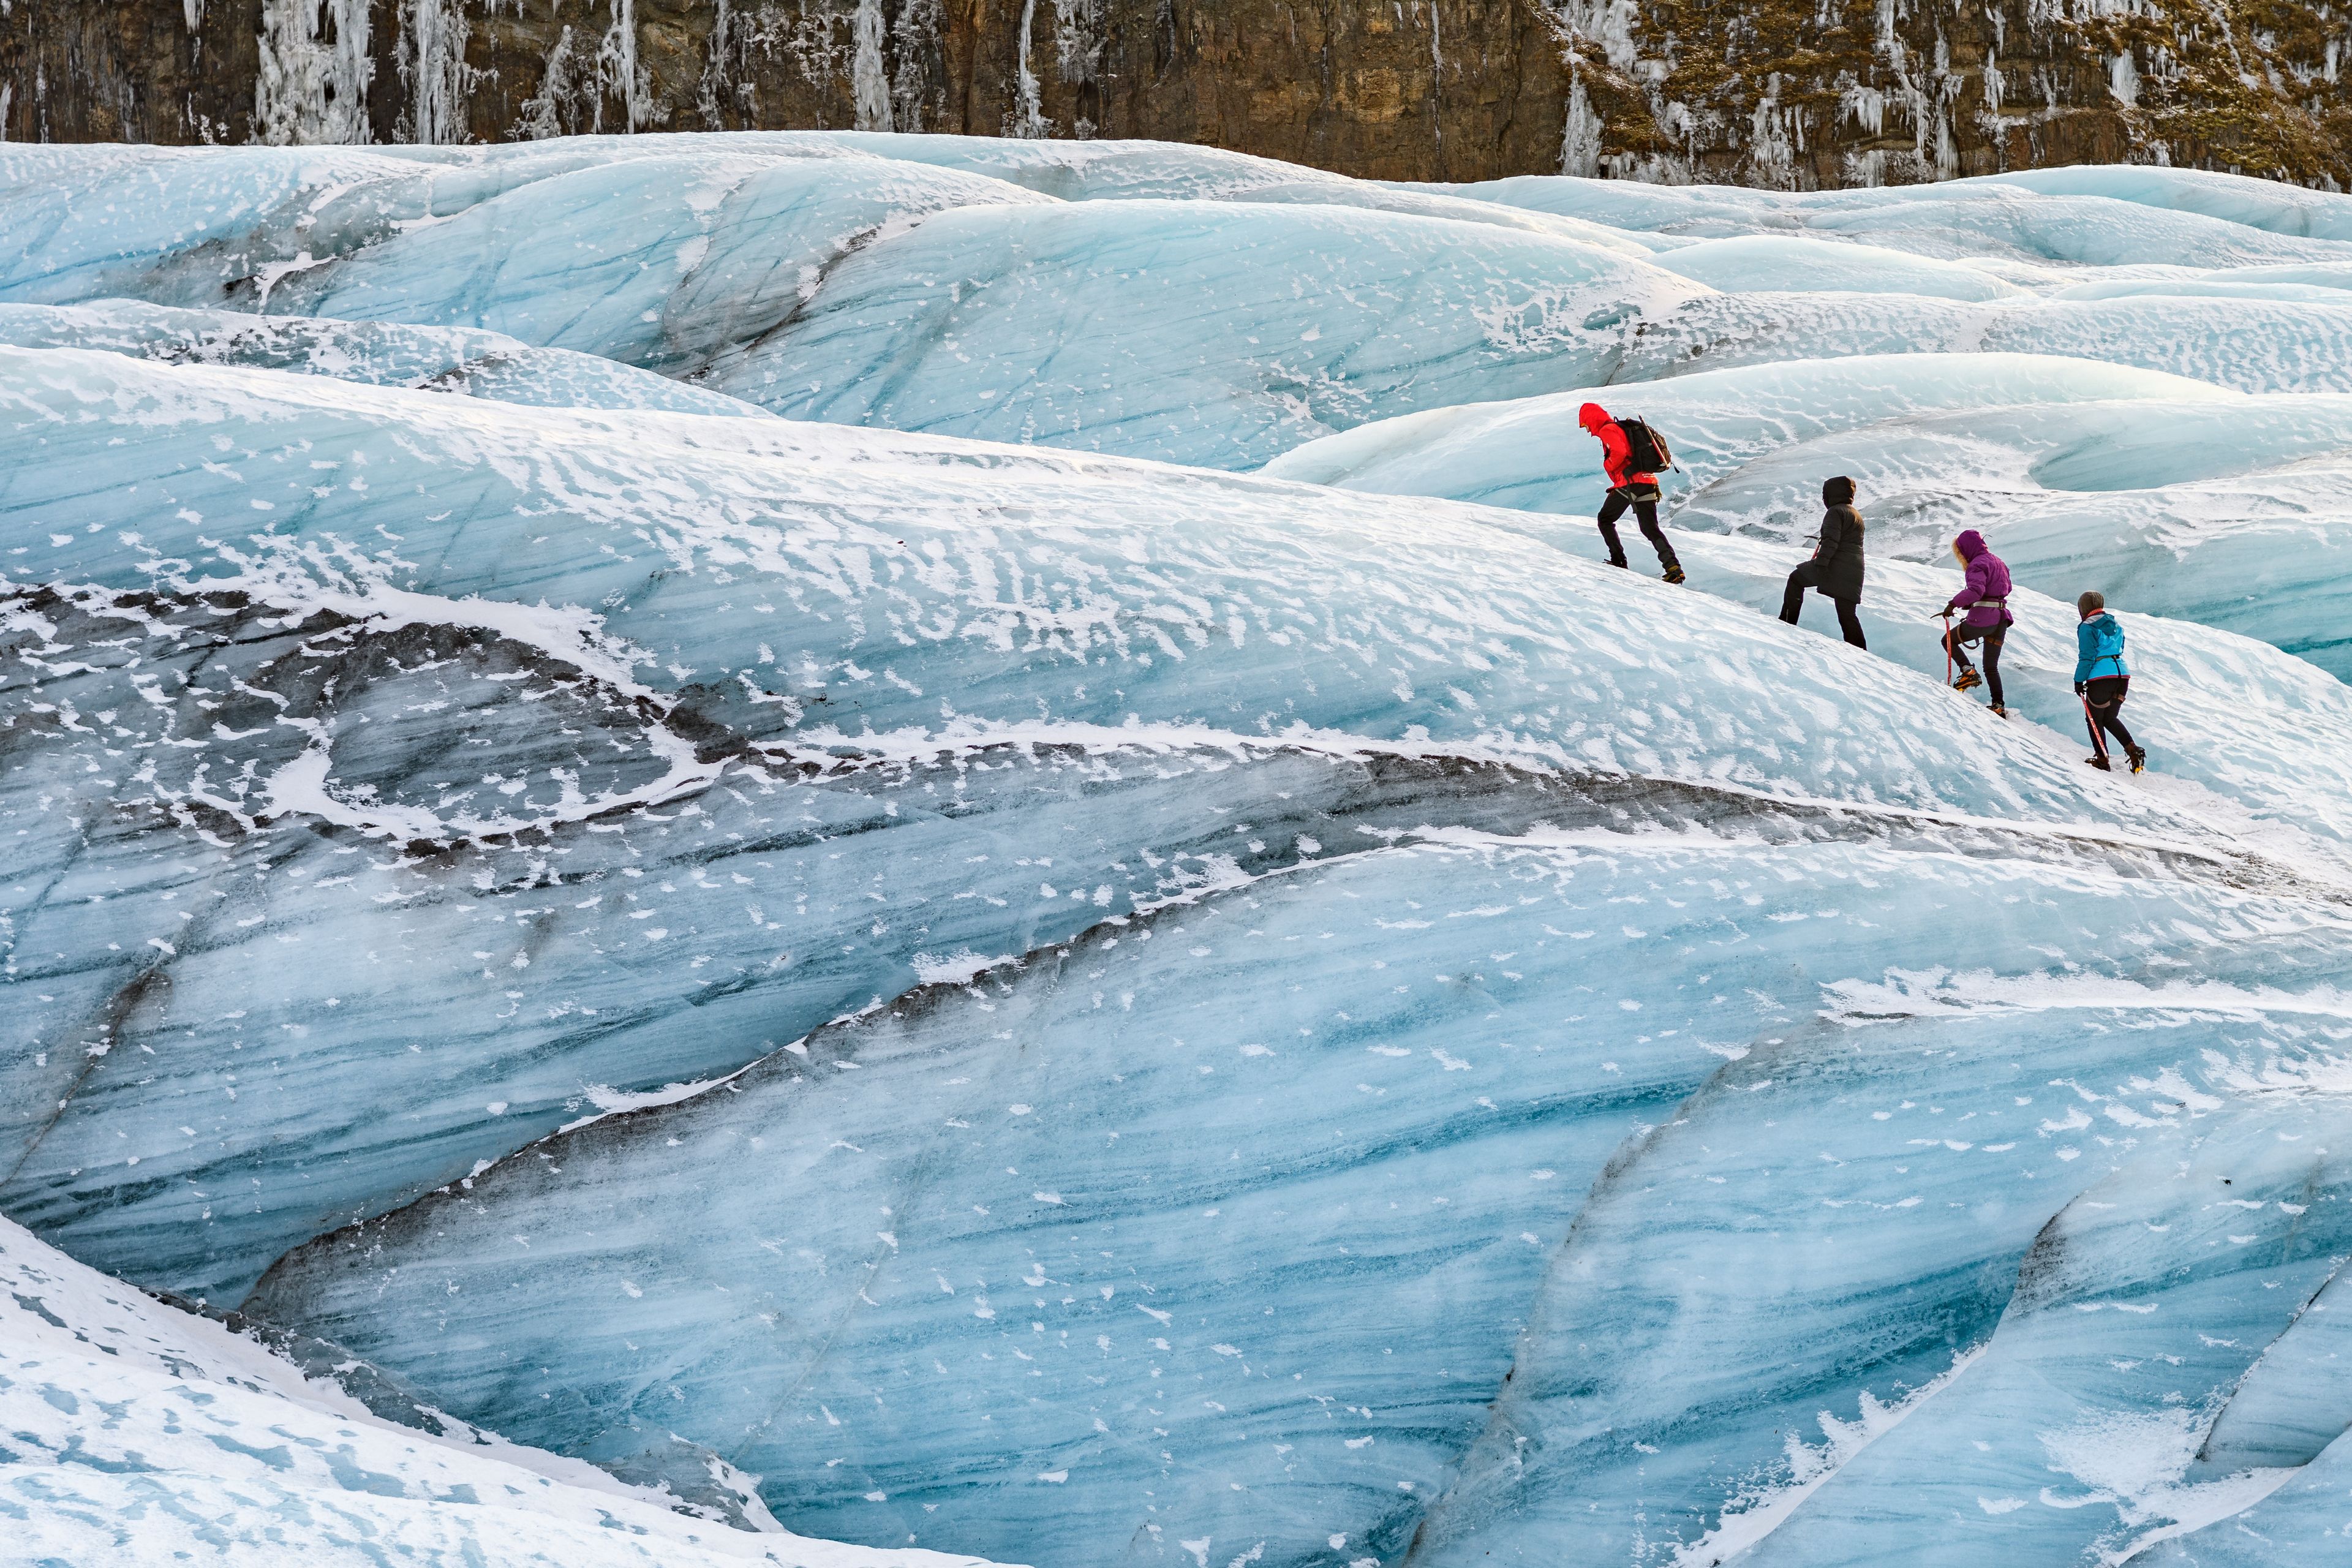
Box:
[1608, 557, 1631, 570]
[1952, 669, 1983, 692]
[2126, 744, 2147, 774]
[2084, 755, 2112, 771]
[1988, 704, 2008, 718]
[1662, 564, 1686, 584]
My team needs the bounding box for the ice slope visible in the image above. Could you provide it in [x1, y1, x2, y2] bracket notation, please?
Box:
[1660, 532, 2352, 850]
[265, 150, 1052, 380]
[1436, 170, 2352, 270]
[18, 140, 2352, 475]
[1982, 167, 2352, 243]
[1613, 289, 2352, 396]
[1258, 354, 2239, 514]
[0, 138, 1707, 468]
[1411, 1016, 2352, 1568]
[2136, 1427, 2352, 1565]
[10, 337, 2352, 1566]
[762, 132, 1673, 255]
[1643, 236, 2027, 301]
[0, 1215, 1014, 1567]
[1264, 355, 2352, 679]
[1, 344, 2187, 827]
[1728, 1107, 2343, 1567]
[0, 139, 1052, 375]
[10, 140, 2352, 1568]
[0, 298, 769, 416]
[13, 343, 2305, 1307]
[701, 197, 1705, 467]
[241, 824, 2352, 1568]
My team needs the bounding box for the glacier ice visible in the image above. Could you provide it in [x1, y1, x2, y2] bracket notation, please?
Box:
[23, 140, 2352, 470]
[1267, 355, 2352, 679]
[0, 298, 771, 416]
[2136, 1426, 2352, 1564]
[1615, 289, 2352, 396]
[13, 344, 2283, 1306]
[1643, 235, 2030, 301]
[0, 1215, 1006, 1567]
[241, 832, 2352, 1567]
[700, 197, 1703, 468]
[0, 139, 1704, 467]
[7, 137, 2352, 1568]
[1438, 168, 2352, 270]
[761, 132, 1673, 256]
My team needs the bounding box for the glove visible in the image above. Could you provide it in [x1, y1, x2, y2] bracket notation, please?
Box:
[2073, 682, 2086, 695]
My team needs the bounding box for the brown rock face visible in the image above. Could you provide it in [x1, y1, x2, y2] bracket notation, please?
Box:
[1, 0, 2347, 187]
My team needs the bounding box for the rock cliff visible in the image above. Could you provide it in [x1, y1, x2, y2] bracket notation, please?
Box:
[2, 0, 2348, 189]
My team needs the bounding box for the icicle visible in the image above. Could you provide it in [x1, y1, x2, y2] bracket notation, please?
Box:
[1556, 0, 1642, 71]
[852, 0, 893, 132]
[1006, 0, 1047, 138]
[596, 0, 647, 133]
[518, 26, 579, 140]
[184, 0, 203, 28]
[889, 0, 941, 131]
[1428, 0, 1443, 148]
[254, 0, 375, 146]
[2109, 47, 2140, 106]
[401, 0, 473, 145]
[1560, 75, 1602, 177]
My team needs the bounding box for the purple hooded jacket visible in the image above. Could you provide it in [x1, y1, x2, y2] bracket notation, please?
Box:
[1945, 530, 2013, 629]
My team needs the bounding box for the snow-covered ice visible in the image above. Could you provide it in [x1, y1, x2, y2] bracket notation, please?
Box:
[0, 1215, 1014, 1567]
[5, 136, 2352, 1568]
[1267, 355, 2352, 679]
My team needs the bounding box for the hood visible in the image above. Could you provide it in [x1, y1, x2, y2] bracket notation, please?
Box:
[1822, 475, 1855, 507]
[1578, 402, 1609, 432]
[1953, 529, 1988, 561]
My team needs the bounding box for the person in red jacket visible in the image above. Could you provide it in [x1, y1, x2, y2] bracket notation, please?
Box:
[1579, 403, 1684, 583]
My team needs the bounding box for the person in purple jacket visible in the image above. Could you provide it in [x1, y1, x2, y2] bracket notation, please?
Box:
[1939, 529, 2014, 716]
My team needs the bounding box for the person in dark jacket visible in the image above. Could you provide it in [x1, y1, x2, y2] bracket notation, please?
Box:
[1940, 529, 2015, 716]
[1777, 475, 1866, 647]
[2074, 590, 2144, 773]
[1578, 402, 1684, 584]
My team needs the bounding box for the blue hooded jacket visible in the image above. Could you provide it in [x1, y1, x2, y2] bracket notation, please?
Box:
[2075, 611, 2128, 684]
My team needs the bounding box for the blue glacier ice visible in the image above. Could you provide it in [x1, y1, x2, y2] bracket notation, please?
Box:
[1265, 355, 2352, 678]
[765, 132, 1674, 255]
[2138, 1427, 2352, 1564]
[21, 140, 2352, 470]
[0, 139, 1706, 467]
[1611, 289, 2352, 396]
[6, 137, 2352, 1568]
[0, 298, 771, 416]
[1437, 168, 2352, 269]
[1642, 235, 2028, 300]
[15, 345, 2286, 1306]
[0, 1214, 1005, 1567]
[240, 833, 2352, 1567]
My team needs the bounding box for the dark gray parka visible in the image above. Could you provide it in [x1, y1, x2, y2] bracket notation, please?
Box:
[1812, 477, 1866, 601]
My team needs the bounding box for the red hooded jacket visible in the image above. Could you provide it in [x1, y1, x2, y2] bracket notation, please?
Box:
[1579, 402, 1655, 489]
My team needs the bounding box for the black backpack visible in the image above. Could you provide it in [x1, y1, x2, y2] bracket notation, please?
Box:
[1614, 417, 1675, 474]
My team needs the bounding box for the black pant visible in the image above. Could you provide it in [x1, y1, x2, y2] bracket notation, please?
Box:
[2083, 675, 2135, 756]
[1779, 564, 1864, 648]
[1945, 620, 2006, 707]
[1597, 486, 1678, 570]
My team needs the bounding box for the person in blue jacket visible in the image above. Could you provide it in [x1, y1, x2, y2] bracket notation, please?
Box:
[2074, 591, 2145, 773]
